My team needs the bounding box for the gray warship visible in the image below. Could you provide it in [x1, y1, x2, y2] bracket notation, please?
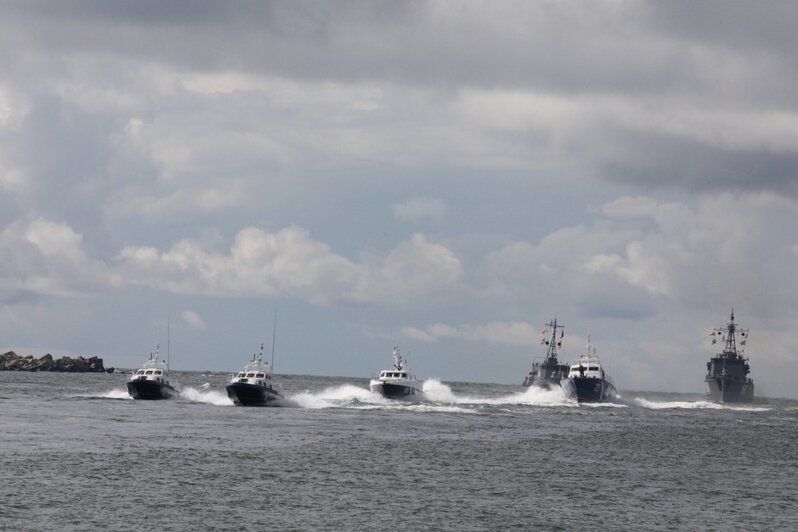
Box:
[522, 318, 569, 389]
[704, 310, 754, 403]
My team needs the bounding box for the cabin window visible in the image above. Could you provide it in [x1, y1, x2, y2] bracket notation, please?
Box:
[589, 366, 599, 371]
[246, 372, 256, 378]
[155, 370, 163, 375]
[237, 373, 246, 377]
[256, 373, 265, 378]
[136, 370, 144, 375]
[401, 373, 407, 378]
[145, 370, 154, 375]
[240, 378, 248, 383]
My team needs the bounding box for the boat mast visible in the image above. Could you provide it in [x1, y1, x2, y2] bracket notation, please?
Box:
[270, 310, 277, 376]
[544, 317, 564, 360]
[167, 312, 171, 370]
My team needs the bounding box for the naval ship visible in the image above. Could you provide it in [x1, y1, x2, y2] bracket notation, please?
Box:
[522, 318, 569, 389]
[704, 310, 754, 403]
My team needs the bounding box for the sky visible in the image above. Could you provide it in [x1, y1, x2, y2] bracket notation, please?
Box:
[2, 1, 798, 397]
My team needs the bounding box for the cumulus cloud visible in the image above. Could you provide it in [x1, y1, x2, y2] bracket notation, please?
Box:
[482, 193, 798, 321]
[117, 226, 463, 306]
[181, 310, 206, 331]
[0, 217, 112, 301]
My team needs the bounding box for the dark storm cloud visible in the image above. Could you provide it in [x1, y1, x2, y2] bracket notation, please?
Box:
[3, 1, 793, 96]
[599, 129, 798, 195]
[2, 1, 797, 194]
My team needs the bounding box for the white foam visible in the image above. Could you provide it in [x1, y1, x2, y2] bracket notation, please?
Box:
[421, 379, 459, 402]
[291, 384, 389, 409]
[78, 389, 133, 400]
[181, 387, 233, 406]
[632, 397, 771, 411]
[422, 379, 575, 407]
[98, 388, 133, 399]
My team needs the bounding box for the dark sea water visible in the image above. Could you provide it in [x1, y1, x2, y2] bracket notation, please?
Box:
[1, 371, 796, 531]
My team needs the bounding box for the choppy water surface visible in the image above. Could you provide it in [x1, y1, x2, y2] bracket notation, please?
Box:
[1, 372, 796, 531]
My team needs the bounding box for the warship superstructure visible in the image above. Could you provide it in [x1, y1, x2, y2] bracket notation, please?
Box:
[522, 318, 569, 389]
[704, 310, 754, 403]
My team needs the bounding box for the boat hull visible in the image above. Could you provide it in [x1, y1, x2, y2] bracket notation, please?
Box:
[522, 375, 562, 389]
[126, 380, 178, 400]
[562, 377, 617, 403]
[369, 381, 424, 400]
[704, 377, 754, 403]
[226, 383, 283, 406]
[522, 361, 568, 388]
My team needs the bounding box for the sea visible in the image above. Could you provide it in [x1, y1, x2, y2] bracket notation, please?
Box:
[1, 371, 796, 531]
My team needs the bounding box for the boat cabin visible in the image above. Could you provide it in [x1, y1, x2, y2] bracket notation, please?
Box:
[129, 351, 171, 385]
[567, 357, 604, 379]
[231, 370, 273, 387]
[132, 368, 169, 384]
[379, 370, 409, 380]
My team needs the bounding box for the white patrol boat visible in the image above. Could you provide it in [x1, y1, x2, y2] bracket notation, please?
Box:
[369, 346, 425, 400]
[125, 347, 178, 400]
[226, 344, 283, 406]
[561, 336, 618, 403]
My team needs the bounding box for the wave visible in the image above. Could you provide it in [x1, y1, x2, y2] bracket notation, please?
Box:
[423, 379, 576, 407]
[288, 380, 575, 411]
[181, 387, 233, 406]
[631, 397, 771, 411]
[69, 389, 133, 400]
[291, 384, 390, 409]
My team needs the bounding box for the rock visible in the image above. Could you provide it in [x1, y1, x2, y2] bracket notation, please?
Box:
[0, 351, 107, 372]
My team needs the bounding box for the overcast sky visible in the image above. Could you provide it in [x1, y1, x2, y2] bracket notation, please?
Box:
[2, 1, 798, 397]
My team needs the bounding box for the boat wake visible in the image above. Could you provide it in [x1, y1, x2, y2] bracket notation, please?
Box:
[73, 389, 133, 400]
[289, 380, 575, 411]
[291, 384, 391, 409]
[423, 379, 575, 407]
[181, 387, 233, 406]
[631, 397, 771, 411]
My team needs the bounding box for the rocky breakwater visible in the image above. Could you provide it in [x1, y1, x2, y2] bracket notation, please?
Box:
[1, 351, 114, 373]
